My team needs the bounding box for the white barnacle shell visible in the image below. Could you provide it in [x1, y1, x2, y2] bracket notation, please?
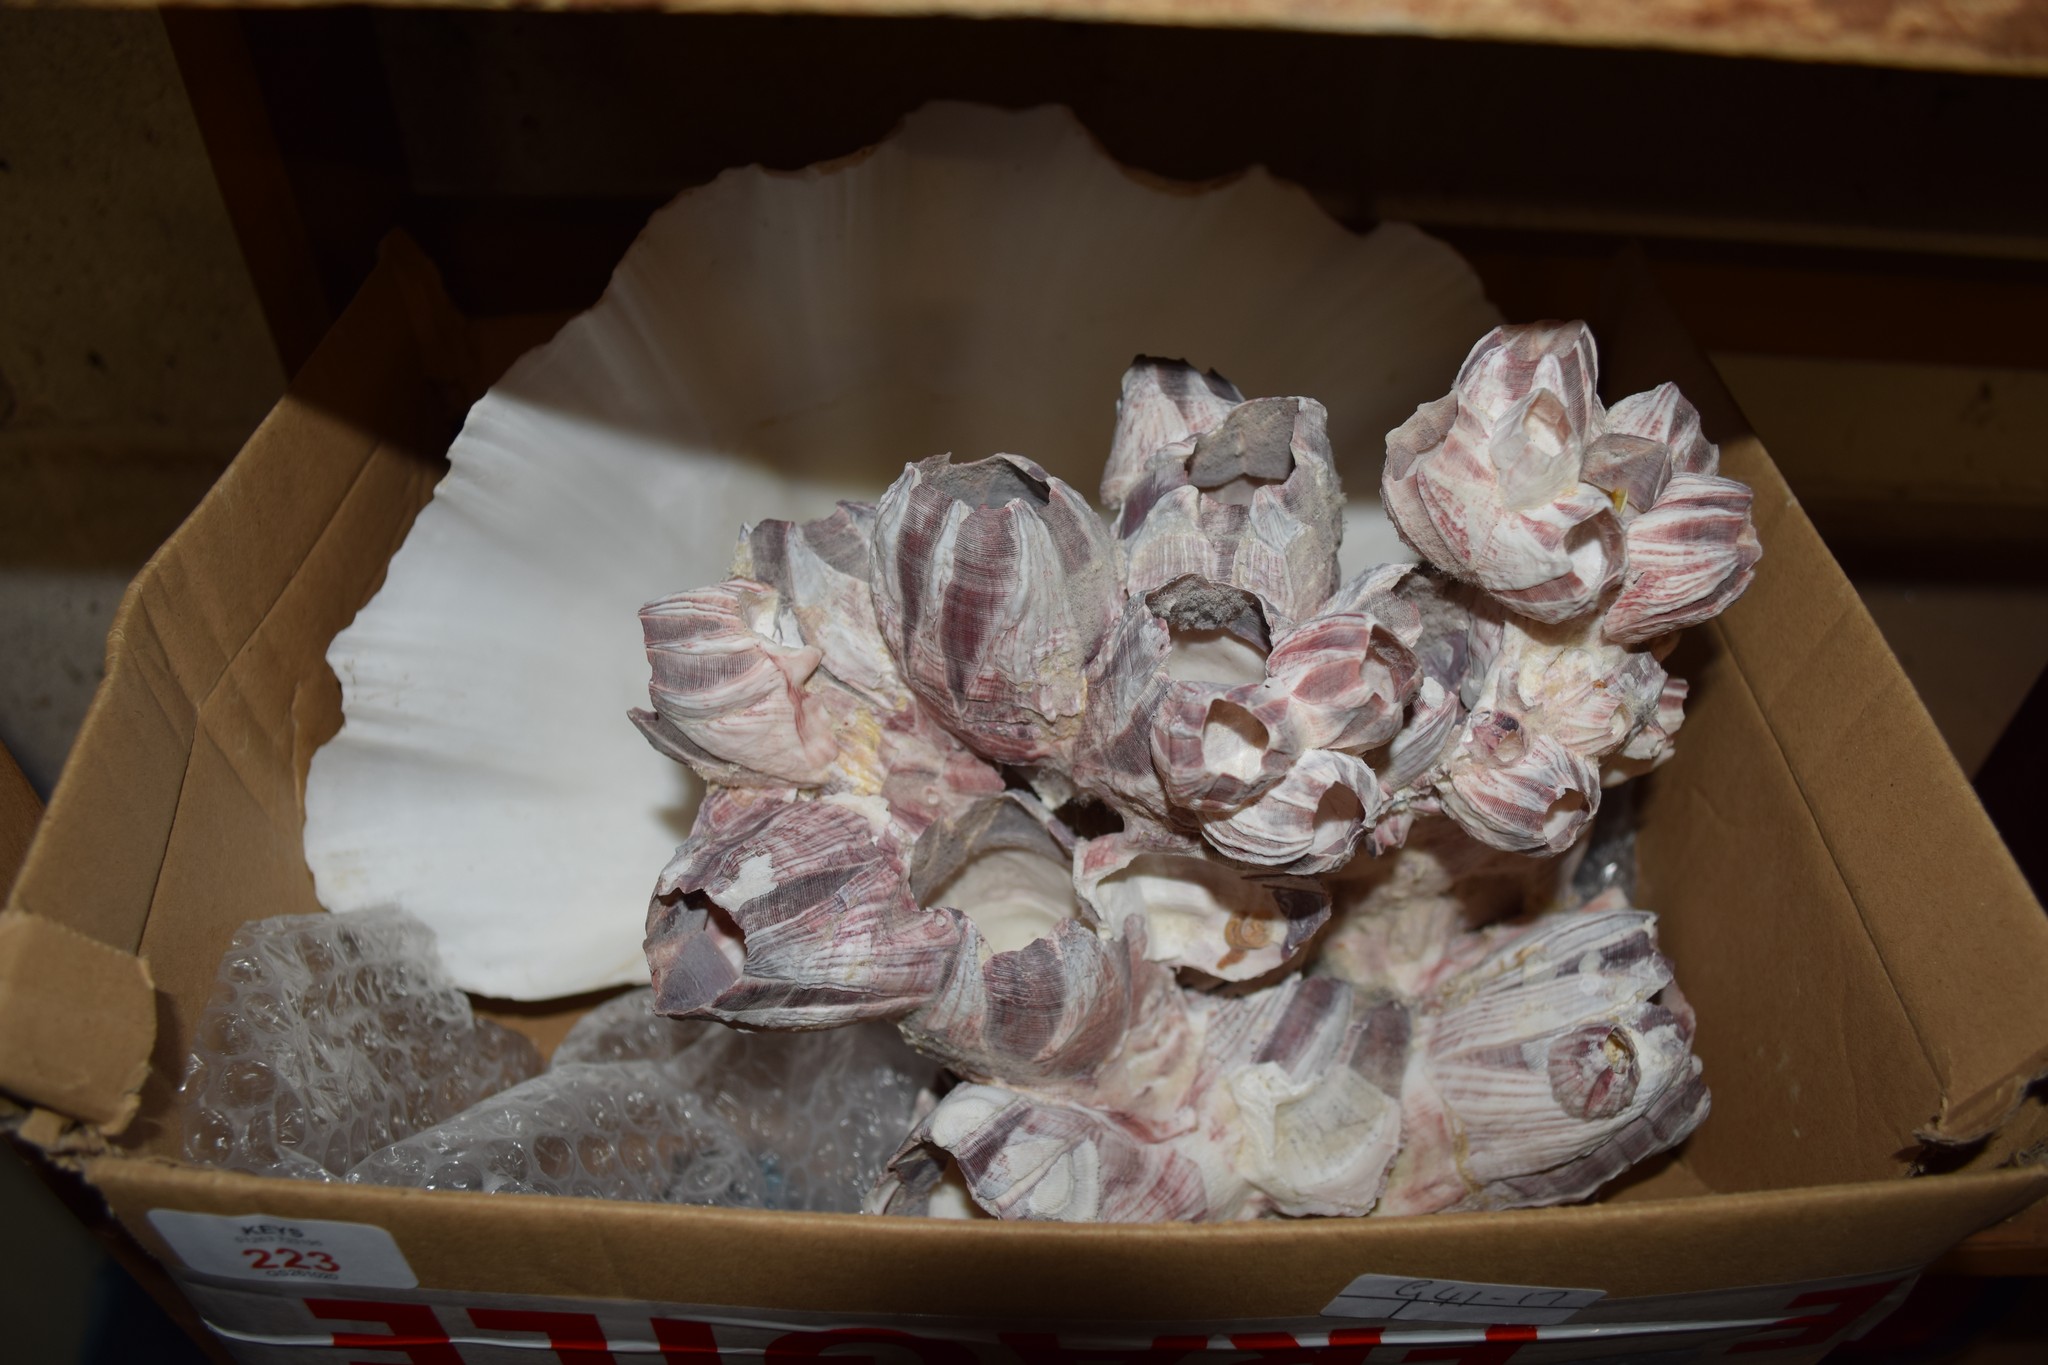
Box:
[1602, 381, 1719, 477]
[1610, 673, 1689, 782]
[645, 789, 963, 1029]
[898, 798, 1204, 1134]
[1367, 573, 1482, 824]
[1382, 322, 1625, 625]
[1432, 613, 1678, 852]
[872, 707, 1011, 839]
[712, 506, 1008, 835]
[1199, 749, 1383, 875]
[1318, 820, 1556, 996]
[1239, 564, 1424, 758]
[1072, 575, 1290, 825]
[1202, 976, 1408, 1219]
[735, 502, 904, 707]
[1115, 396, 1344, 630]
[1378, 907, 1708, 1216]
[1074, 820, 1330, 982]
[873, 1083, 1213, 1222]
[1437, 716, 1604, 856]
[636, 580, 841, 787]
[872, 453, 1122, 767]
[1602, 473, 1762, 646]
[1101, 357, 1244, 513]
[908, 793, 1086, 959]
[1071, 593, 1181, 824]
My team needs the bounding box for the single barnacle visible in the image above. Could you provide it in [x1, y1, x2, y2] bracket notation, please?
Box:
[1144, 578, 1292, 816]
[1602, 381, 1718, 477]
[646, 790, 964, 1029]
[1074, 819, 1330, 982]
[1115, 396, 1344, 630]
[1437, 723, 1603, 856]
[1319, 820, 1558, 997]
[870, 1083, 1214, 1222]
[1382, 322, 1624, 624]
[1101, 357, 1244, 512]
[735, 502, 903, 707]
[1073, 577, 1290, 823]
[636, 580, 842, 787]
[900, 796, 1204, 1135]
[1239, 564, 1423, 758]
[872, 454, 1122, 767]
[1198, 750, 1382, 875]
[1201, 976, 1408, 1219]
[1432, 612, 1677, 852]
[1378, 908, 1709, 1216]
[1602, 473, 1762, 645]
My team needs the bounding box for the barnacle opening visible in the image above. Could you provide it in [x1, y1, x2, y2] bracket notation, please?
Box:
[1166, 629, 1268, 686]
[1546, 1023, 1640, 1120]
[1313, 783, 1367, 847]
[1093, 854, 1288, 972]
[1542, 789, 1591, 847]
[931, 845, 1083, 958]
[1563, 516, 1616, 588]
[1201, 700, 1271, 783]
[1490, 390, 1577, 510]
[647, 893, 749, 1013]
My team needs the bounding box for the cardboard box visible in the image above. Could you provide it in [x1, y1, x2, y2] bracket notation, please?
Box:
[2, 236, 2045, 1364]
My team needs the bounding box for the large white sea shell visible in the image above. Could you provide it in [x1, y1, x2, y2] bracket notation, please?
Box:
[303, 102, 1500, 999]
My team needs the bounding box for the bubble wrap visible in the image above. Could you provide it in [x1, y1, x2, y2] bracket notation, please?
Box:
[178, 909, 543, 1180]
[350, 994, 934, 1210]
[347, 1061, 761, 1203]
[551, 986, 715, 1067]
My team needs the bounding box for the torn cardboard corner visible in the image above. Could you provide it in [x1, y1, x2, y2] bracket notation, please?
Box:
[0, 910, 156, 1134]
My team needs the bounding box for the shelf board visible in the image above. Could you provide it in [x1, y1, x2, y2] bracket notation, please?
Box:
[111, 0, 2048, 76]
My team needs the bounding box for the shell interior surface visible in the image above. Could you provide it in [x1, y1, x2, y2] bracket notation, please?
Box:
[302, 101, 1500, 999]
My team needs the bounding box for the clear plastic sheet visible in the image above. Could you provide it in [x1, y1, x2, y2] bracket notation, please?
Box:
[177, 910, 542, 1179]
[350, 996, 934, 1211]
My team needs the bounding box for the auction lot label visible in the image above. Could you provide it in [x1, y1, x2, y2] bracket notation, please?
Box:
[149, 1210, 419, 1290]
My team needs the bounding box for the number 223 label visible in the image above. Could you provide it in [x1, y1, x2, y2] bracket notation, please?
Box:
[148, 1210, 419, 1288]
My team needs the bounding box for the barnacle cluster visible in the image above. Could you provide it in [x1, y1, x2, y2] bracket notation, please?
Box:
[633, 322, 1758, 1221]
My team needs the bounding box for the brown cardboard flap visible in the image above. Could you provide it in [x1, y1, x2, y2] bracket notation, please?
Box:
[4, 235, 466, 961]
[5, 236, 468, 1144]
[92, 1156, 2048, 1317]
[0, 910, 155, 1132]
[1717, 429, 2048, 1145]
[1598, 254, 2048, 1152]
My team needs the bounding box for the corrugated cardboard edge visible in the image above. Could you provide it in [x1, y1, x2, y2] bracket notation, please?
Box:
[0, 911, 155, 1133]
[88, 1156, 2048, 1315]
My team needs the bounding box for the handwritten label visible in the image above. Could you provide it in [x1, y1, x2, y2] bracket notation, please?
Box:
[148, 1210, 418, 1289]
[1322, 1272, 1604, 1325]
